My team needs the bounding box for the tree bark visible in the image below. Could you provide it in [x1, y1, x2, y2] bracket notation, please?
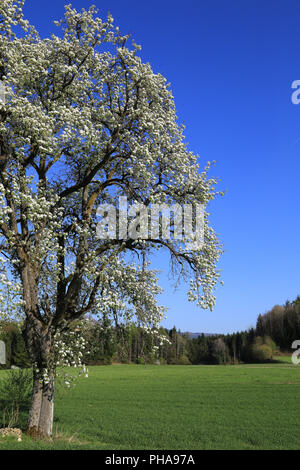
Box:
[20, 264, 56, 438]
[27, 371, 55, 438]
[38, 375, 55, 437]
[27, 371, 43, 437]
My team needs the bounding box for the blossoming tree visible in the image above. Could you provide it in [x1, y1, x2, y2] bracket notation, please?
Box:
[0, 0, 222, 437]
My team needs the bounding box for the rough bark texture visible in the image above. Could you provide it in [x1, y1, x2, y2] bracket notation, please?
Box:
[38, 376, 55, 437]
[26, 372, 43, 437]
[18, 263, 54, 438]
[27, 372, 55, 438]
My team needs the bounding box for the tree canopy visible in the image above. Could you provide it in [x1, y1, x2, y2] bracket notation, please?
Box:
[0, 0, 222, 436]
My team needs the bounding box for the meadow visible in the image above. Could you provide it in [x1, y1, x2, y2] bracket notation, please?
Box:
[0, 357, 299, 450]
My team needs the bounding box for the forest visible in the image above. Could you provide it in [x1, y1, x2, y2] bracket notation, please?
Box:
[1, 295, 299, 369]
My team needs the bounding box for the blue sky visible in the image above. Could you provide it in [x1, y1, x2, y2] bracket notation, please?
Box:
[23, 0, 300, 333]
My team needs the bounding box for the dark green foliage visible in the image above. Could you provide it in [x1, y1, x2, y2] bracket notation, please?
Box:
[0, 323, 30, 369]
[1, 294, 300, 369]
[0, 368, 32, 405]
[255, 297, 300, 350]
[0, 368, 32, 429]
[187, 334, 210, 364]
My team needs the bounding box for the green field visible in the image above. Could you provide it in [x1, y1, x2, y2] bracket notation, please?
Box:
[0, 358, 300, 450]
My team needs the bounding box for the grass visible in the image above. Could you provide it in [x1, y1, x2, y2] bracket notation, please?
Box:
[0, 357, 300, 450]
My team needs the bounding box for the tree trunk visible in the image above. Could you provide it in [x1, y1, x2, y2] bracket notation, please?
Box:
[27, 371, 55, 438]
[23, 317, 55, 438]
[27, 371, 43, 436]
[19, 261, 56, 438]
[38, 375, 54, 437]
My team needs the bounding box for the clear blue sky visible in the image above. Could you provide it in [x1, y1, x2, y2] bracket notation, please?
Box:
[23, 0, 300, 334]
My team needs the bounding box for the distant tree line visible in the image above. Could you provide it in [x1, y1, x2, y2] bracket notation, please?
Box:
[255, 296, 300, 350]
[1, 295, 299, 368]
